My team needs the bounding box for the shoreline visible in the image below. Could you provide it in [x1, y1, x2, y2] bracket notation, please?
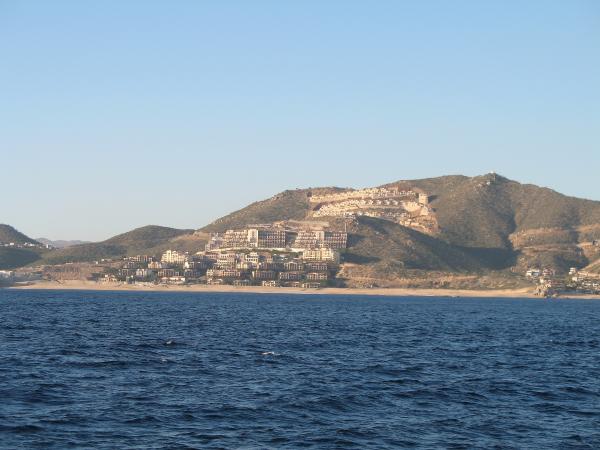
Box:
[6, 280, 600, 300]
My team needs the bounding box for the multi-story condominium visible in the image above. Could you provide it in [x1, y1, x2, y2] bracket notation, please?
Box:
[158, 268, 178, 278]
[323, 232, 348, 249]
[221, 230, 250, 249]
[216, 253, 238, 269]
[201, 252, 220, 262]
[293, 231, 348, 249]
[283, 261, 304, 271]
[148, 261, 163, 270]
[294, 230, 322, 249]
[184, 260, 211, 270]
[244, 252, 261, 265]
[305, 272, 328, 281]
[161, 250, 189, 265]
[129, 255, 153, 263]
[207, 269, 242, 279]
[183, 269, 203, 279]
[135, 268, 155, 279]
[279, 271, 302, 281]
[252, 270, 276, 280]
[305, 262, 329, 272]
[259, 261, 283, 271]
[236, 262, 251, 270]
[119, 268, 136, 278]
[256, 229, 286, 248]
[302, 248, 340, 263]
[218, 228, 288, 250]
[161, 276, 186, 284]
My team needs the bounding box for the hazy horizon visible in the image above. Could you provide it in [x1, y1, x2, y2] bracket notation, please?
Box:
[2, 1, 599, 241]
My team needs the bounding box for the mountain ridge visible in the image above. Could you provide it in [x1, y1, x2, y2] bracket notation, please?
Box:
[3, 174, 600, 281]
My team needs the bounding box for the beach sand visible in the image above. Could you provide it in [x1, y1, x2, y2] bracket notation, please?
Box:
[7, 280, 600, 299]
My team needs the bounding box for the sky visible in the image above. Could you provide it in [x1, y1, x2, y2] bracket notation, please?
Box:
[1, 0, 599, 241]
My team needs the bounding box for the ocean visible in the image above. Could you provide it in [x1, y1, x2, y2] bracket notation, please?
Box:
[1, 290, 599, 449]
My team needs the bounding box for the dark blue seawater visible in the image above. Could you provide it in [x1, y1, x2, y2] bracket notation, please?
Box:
[1, 290, 600, 449]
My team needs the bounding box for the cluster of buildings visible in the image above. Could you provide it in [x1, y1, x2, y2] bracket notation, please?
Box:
[528, 267, 600, 296]
[0, 241, 49, 249]
[104, 223, 349, 288]
[204, 250, 337, 288]
[0, 270, 14, 281]
[307, 186, 437, 233]
[525, 267, 556, 279]
[568, 269, 600, 294]
[205, 225, 347, 252]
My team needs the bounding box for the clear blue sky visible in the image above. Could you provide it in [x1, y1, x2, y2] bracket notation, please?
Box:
[1, 0, 599, 241]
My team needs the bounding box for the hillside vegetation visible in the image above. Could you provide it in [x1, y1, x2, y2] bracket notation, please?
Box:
[201, 188, 349, 233]
[0, 225, 46, 269]
[37, 226, 201, 265]
[0, 247, 44, 269]
[0, 224, 40, 245]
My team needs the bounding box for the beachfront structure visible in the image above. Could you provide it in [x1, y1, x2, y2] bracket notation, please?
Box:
[135, 268, 155, 279]
[305, 272, 328, 281]
[158, 268, 178, 278]
[279, 271, 302, 281]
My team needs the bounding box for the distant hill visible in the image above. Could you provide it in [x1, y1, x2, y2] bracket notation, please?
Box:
[0, 225, 47, 269]
[36, 238, 91, 249]
[0, 224, 40, 245]
[37, 225, 204, 265]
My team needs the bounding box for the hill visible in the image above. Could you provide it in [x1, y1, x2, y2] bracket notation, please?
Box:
[37, 226, 203, 265]
[6, 174, 600, 283]
[198, 174, 600, 281]
[0, 225, 48, 270]
[201, 188, 353, 233]
[0, 224, 40, 245]
[405, 174, 600, 272]
[36, 238, 90, 249]
[0, 247, 44, 270]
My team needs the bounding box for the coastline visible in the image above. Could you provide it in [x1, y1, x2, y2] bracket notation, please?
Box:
[6, 280, 600, 299]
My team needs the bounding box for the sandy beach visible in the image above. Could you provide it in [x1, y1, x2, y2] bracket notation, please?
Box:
[6, 280, 600, 300]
